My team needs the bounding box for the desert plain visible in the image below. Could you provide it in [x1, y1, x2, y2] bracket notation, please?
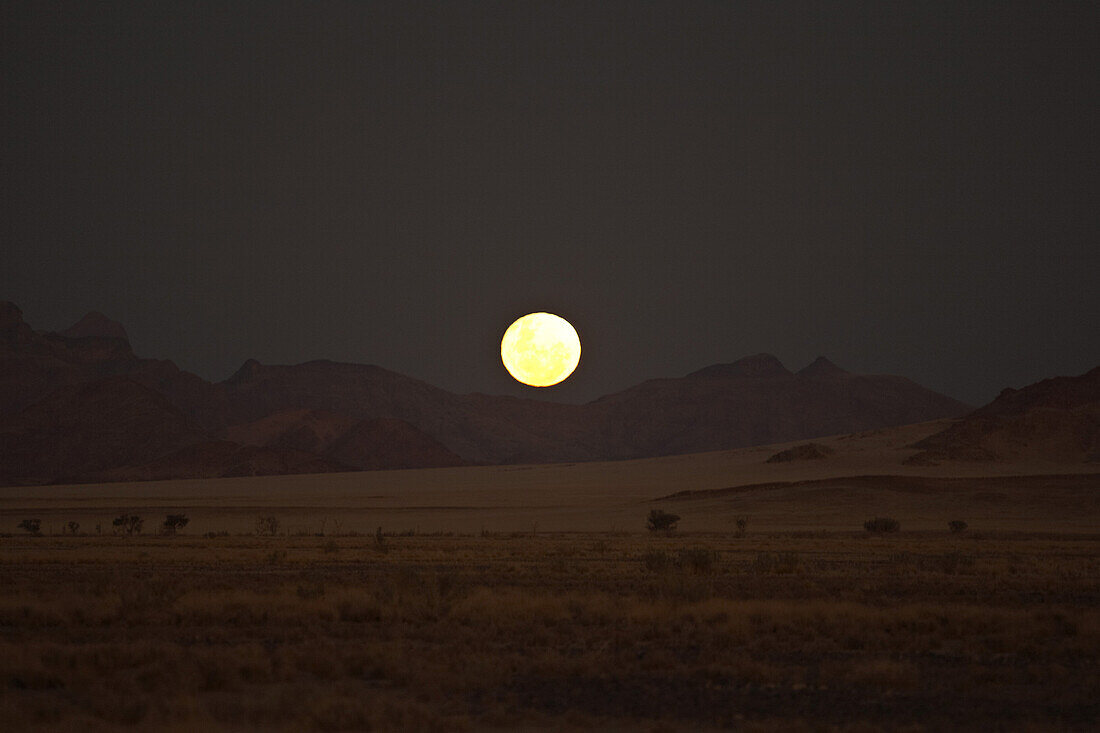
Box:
[1, 419, 1098, 730]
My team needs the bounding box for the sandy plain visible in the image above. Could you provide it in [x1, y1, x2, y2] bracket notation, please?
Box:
[1, 419, 1097, 536]
[2, 419, 1098, 731]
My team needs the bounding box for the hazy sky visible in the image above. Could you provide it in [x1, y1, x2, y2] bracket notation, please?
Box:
[3, 1, 1097, 404]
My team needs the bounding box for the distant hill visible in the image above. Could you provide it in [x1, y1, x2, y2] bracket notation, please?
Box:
[0, 301, 221, 420]
[0, 377, 206, 484]
[911, 366, 1100, 463]
[327, 418, 473, 470]
[0, 300, 977, 483]
[212, 352, 970, 463]
[90, 440, 352, 483]
[0, 376, 351, 485]
[578, 353, 971, 461]
[222, 408, 470, 470]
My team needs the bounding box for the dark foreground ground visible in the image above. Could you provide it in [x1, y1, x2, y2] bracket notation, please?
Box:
[1, 530, 1098, 731]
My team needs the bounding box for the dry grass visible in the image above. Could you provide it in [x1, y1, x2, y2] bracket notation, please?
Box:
[1, 529, 1098, 731]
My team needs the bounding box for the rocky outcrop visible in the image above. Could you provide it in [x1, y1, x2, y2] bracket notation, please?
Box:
[766, 443, 834, 463]
[910, 366, 1100, 463]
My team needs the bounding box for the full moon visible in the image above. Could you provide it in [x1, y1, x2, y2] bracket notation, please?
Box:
[500, 312, 581, 387]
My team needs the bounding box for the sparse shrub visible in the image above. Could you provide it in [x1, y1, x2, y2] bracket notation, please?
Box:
[17, 518, 41, 536]
[322, 540, 339, 554]
[161, 514, 189, 535]
[678, 547, 719, 574]
[646, 509, 680, 533]
[373, 526, 389, 554]
[256, 516, 280, 536]
[949, 520, 968, 534]
[863, 517, 900, 534]
[112, 514, 143, 535]
[642, 550, 672, 573]
[65, 521, 80, 535]
[735, 516, 747, 537]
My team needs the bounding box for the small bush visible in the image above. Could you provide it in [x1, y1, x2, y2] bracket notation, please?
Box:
[373, 526, 389, 554]
[949, 520, 968, 534]
[256, 516, 280, 536]
[863, 517, 900, 534]
[112, 514, 143, 536]
[65, 521, 80, 535]
[17, 519, 41, 536]
[646, 509, 680, 532]
[162, 514, 189, 535]
[735, 516, 747, 537]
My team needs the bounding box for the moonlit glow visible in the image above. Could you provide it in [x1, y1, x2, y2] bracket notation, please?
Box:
[500, 312, 581, 387]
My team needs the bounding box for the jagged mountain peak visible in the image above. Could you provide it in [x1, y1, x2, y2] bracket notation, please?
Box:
[61, 311, 129, 341]
[226, 358, 264, 384]
[797, 356, 849, 378]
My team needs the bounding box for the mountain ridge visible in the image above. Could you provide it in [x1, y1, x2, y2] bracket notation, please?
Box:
[911, 366, 1100, 463]
[0, 300, 983, 484]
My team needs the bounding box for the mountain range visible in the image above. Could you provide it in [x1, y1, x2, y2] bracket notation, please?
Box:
[7, 299, 1066, 486]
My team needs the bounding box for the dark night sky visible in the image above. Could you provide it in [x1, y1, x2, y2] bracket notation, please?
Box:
[2, 1, 1097, 405]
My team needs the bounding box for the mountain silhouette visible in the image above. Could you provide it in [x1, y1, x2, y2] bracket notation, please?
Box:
[223, 408, 470, 470]
[0, 301, 979, 484]
[910, 365, 1100, 463]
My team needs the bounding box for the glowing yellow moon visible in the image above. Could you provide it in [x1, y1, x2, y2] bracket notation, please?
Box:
[500, 312, 581, 387]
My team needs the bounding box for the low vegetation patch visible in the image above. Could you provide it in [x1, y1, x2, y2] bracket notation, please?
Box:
[1, 531, 1097, 730]
[646, 509, 680, 532]
[864, 516, 901, 534]
[17, 518, 41, 535]
[112, 514, 144, 535]
[766, 442, 834, 463]
[255, 516, 280, 536]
